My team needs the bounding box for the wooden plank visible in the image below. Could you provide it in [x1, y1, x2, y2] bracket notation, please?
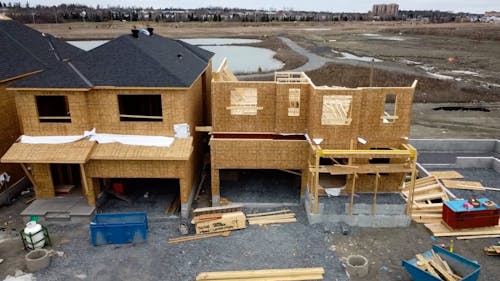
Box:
[246, 210, 291, 217]
[413, 192, 446, 202]
[425, 221, 500, 237]
[457, 234, 500, 240]
[168, 231, 230, 244]
[441, 180, 485, 191]
[195, 126, 212, 132]
[198, 275, 323, 281]
[415, 254, 440, 279]
[196, 267, 324, 280]
[430, 171, 464, 179]
[247, 214, 296, 221]
[349, 173, 357, 216]
[248, 218, 297, 225]
[193, 204, 244, 215]
[428, 260, 457, 281]
[372, 173, 379, 216]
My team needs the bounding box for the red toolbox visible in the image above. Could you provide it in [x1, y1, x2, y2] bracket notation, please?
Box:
[443, 198, 499, 229]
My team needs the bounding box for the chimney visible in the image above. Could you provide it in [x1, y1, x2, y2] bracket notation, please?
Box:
[147, 27, 154, 36]
[131, 29, 139, 38]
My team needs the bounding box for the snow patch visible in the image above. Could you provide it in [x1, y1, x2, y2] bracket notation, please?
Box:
[427, 72, 454, 80]
[451, 70, 480, 76]
[362, 33, 405, 41]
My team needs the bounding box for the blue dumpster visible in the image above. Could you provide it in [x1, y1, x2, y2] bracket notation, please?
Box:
[90, 212, 148, 246]
[402, 245, 480, 281]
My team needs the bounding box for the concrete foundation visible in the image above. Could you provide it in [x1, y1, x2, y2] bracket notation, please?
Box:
[305, 191, 410, 227]
[25, 249, 51, 272]
[21, 197, 95, 223]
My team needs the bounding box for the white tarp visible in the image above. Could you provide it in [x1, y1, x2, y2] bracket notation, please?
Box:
[19, 129, 175, 147]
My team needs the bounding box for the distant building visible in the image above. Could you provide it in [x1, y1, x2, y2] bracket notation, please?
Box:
[485, 11, 500, 17]
[372, 3, 399, 18]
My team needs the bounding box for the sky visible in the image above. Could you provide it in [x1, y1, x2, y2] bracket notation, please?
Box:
[25, 0, 499, 14]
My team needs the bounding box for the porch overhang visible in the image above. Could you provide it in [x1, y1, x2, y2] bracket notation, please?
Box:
[1, 140, 96, 164]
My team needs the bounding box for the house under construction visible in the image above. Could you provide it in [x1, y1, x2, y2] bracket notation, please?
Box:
[209, 61, 418, 225]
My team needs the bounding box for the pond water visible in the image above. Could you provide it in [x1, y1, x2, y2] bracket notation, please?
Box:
[67, 38, 283, 74]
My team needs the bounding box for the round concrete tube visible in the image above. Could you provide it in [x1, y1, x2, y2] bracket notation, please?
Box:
[345, 255, 369, 278]
[25, 249, 51, 272]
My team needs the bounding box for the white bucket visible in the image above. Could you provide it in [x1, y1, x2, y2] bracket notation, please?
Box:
[23, 221, 46, 249]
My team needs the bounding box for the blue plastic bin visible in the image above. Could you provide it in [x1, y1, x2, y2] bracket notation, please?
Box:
[402, 245, 480, 281]
[90, 212, 148, 246]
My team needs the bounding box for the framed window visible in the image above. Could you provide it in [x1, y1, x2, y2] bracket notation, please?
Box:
[321, 95, 352, 125]
[227, 88, 262, 115]
[118, 95, 162, 122]
[381, 93, 398, 124]
[288, 89, 300, 117]
[36, 96, 71, 123]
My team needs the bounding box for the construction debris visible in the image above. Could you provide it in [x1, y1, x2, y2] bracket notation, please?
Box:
[246, 209, 297, 225]
[195, 267, 325, 280]
[168, 231, 231, 244]
[414, 250, 462, 281]
[402, 176, 449, 223]
[483, 245, 500, 256]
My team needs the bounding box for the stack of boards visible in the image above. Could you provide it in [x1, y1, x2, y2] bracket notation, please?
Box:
[196, 267, 325, 281]
[414, 250, 462, 281]
[246, 209, 296, 225]
[402, 176, 449, 223]
[484, 245, 500, 256]
[192, 204, 247, 234]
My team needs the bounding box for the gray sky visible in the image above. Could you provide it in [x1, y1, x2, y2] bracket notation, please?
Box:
[26, 0, 499, 13]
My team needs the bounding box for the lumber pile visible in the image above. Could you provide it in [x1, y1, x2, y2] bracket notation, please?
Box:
[430, 171, 464, 179]
[246, 209, 297, 225]
[168, 231, 231, 244]
[414, 250, 461, 281]
[483, 245, 500, 256]
[402, 176, 449, 223]
[196, 267, 325, 281]
[192, 205, 246, 234]
[424, 220, 500, 237]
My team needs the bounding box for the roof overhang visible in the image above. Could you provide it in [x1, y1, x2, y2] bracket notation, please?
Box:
[89, 137, 193, 161]
[5, 87, 91, 91]
[1, 140, 96, 164]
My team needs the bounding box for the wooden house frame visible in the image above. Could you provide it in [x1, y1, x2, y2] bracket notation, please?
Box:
[210, 60, 418, 215]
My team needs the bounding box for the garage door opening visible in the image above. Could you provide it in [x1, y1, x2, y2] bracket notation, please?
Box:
[219, 169, 301, 205]
[98, 178, 180, 217]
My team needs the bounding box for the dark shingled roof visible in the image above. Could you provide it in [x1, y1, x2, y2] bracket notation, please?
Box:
[11, 32, 214, 88]
[0, 20, 84, 83]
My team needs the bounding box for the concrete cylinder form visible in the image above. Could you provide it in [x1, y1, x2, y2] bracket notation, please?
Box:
[25, 248, 51, 272]
[345, 254, 369, 278]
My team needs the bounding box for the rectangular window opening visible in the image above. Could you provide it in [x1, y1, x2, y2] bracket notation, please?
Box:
[321, 95, 352, 125]
[288, 88, 300, 117]
[227, 88, 261, 115]
[382, 93, 398, 124]
[118, 95, 163, 122]
[36, 96, 71, 123]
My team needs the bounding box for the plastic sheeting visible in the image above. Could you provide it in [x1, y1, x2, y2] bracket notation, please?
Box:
[19, 129, 175, 147]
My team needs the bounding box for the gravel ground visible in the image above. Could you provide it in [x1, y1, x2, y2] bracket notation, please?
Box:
[27, 206, 348, 281]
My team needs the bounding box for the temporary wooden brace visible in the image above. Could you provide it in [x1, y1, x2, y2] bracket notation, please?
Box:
[407, 145, 418, 215]
[349, 173, 357, 216]
[313, 148, 320, 214]
[372, 173, 380, 216]
[20, 163, 39, 191]
[79, 164, 89, 197]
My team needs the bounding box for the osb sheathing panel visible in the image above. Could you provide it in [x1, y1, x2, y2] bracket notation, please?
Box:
[211, 81, 277, 132]
[0, 86, 23, 188]
[30, 163, 55, 198]
[357, 87, 414, 143]
[211, 139, 308, 169]
[15, 90, 90, 136]
[274, 83, 310, 133]
[307, 87, 363, 149]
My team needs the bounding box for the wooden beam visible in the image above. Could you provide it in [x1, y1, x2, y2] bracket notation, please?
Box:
[372, 173, 380, 216]
[195, 126, 213, 132]
[20, 163, 39, 191]
[168, 231, 231, 244]
[349, 173, 357, 216]
[79, 164, 89, 197]
[196, 267, 324, 280]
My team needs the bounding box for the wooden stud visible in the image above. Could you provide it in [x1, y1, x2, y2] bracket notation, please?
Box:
[349, 172, 357, 216]
[372, 173, 380, 216]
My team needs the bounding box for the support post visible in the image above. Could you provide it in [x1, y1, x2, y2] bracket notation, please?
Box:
[211, 168, 220, 206]
[406, 150, 418, 215]
[313, 150, 320, 214]
[349, 172, 357, 216]
[372, 173, 380, 216]
[80, 164, 95, 206]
